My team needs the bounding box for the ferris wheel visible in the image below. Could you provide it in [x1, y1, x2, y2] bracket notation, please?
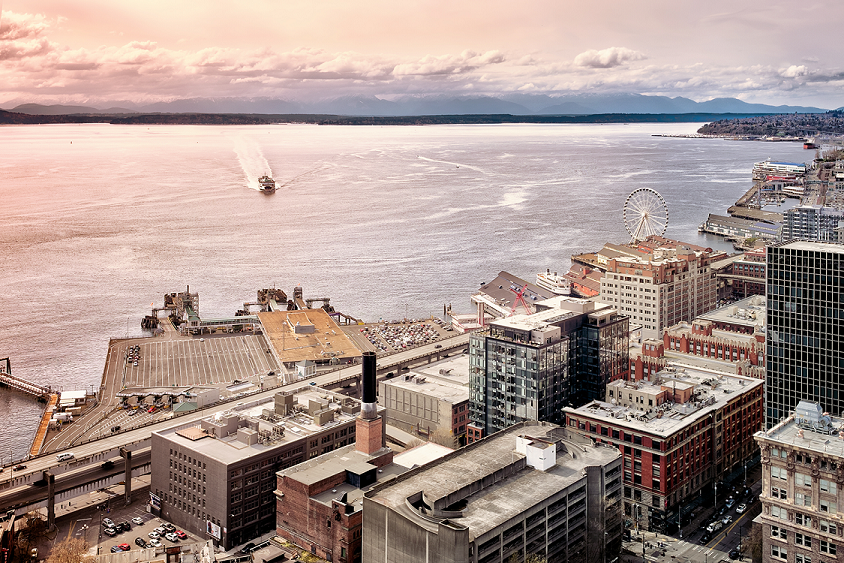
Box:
[623, 188, 669, 242]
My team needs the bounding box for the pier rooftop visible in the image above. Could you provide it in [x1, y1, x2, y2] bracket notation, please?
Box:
[258, 309, 361, 365]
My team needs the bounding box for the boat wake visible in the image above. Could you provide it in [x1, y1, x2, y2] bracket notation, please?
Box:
[233, 136, 271, 191]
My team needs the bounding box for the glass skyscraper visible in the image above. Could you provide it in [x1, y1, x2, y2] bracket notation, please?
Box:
[766, 241, 844, 428]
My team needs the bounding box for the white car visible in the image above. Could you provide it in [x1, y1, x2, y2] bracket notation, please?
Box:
[736, 503, 747, 514]
[165, 533, 179, 542]
[131, 517, 144, 525]
[148, 532, 160, 539]
[148, 539, 162, 548]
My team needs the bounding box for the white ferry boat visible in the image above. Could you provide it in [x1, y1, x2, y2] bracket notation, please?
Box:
[535, 269, 571, 296]
[258, 175, 276, 194]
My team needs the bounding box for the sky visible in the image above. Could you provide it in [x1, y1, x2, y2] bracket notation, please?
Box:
[1, 0, 843, 109]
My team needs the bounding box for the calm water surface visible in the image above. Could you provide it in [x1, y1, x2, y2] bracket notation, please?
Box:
[0, 122, 810, 460]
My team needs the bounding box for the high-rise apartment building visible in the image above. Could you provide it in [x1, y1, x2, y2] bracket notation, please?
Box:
[599, 240, 718, 340]
[467, 297, 628, 442]
[766, 241, 844, 429]
[782, 205, 844, 243]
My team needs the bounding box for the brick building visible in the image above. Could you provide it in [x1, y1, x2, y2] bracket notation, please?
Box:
[275, 352, 451, 563]
[755, 401, 844, 563]
[661, 294, 766, 378]
[564, 367, 763, 532]
[714, 248, 767, 300]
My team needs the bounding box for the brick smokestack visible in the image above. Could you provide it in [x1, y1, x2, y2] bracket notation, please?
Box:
[356, 351, 382, 455]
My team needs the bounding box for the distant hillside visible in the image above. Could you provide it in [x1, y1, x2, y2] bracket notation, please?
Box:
[0, 107, 821, 127]
[698, 112, 844, 136]
[0, 109, 103, 124]
[2, 94, 827, 117]
[10, 103, 136, 115]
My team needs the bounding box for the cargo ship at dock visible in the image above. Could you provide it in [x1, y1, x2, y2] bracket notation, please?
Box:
[258, 175, 276, 194]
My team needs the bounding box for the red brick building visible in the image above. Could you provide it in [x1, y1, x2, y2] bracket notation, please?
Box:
[662, 294, 766, 378]
[715, 247, 766, 300]
[563, 368, 763, 532]
[275, 409, 392, 563]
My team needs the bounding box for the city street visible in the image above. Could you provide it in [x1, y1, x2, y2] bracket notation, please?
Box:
[623, 465, 762, 563]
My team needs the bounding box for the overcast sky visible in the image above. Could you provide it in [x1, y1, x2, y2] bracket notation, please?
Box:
[1, 0, 843, 108]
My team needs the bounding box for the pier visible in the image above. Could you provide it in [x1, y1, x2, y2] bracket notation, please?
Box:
[0, 358, 53, 401]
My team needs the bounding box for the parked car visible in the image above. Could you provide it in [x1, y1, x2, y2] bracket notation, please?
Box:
[736, 503, 747, 514]
[14, 465, 26, 471]
[729, 547, 742, 560]
[135, 538, 146, 548]
[119, 522, 131, 531]
[165, 533, 179, 542]
[110, 546, 122, 553]
[162, 524, 176, 532]
[148, 532, 160, 539]
[154, 526, 166, 535]
[722, 515, 733, 525]
[725, 498, 735, 509]
[104, 528, 118, 537]
[118, 544, 130, 551]
[103, 518, 115, 528]
[175, 531, 187, 540]
[149, 539, 162, 548]
[701, 532, 712, 544]
[132, 517, 144, 525]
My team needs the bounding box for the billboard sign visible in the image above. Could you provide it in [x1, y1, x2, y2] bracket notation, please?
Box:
[206, 520, 222, 540]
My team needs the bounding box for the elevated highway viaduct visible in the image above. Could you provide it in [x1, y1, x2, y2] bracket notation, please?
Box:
[0, 334, 470, 520]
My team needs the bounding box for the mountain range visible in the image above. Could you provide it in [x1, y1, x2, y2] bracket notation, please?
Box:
[2, 94, 828, 116]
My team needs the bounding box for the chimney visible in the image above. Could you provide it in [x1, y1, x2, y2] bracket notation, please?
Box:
[356, 351, 383, 455]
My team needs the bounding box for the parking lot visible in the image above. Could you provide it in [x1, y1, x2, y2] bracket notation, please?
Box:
[118, 334, 280, 389]
[93, 503, 200, 555]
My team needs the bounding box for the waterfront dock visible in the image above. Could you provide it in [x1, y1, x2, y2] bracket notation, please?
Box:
[29, 394, 58, 457]
[36, 286, 458, 454]
[0, 358, 54, 402]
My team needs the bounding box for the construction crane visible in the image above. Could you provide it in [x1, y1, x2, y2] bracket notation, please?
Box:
[509, 284, 535, 316]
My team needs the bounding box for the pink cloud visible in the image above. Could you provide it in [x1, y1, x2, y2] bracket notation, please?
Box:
[574, 47, 646, 69]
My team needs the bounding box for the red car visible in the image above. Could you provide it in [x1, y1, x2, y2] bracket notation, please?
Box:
[118, 544, 130, 551]
[175, 531, 187, 540]
[148, 406, 156, 414]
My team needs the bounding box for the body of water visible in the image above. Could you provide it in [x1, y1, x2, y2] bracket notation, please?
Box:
[0, 122, 810, 461]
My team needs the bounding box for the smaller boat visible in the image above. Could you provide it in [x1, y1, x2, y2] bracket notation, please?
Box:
[536, 269, 571, 296]
[258, 175, 276, 194]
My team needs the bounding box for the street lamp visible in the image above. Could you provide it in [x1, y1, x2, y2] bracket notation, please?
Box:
[679, 501, 683, 538]
[715, 481, 718, 510]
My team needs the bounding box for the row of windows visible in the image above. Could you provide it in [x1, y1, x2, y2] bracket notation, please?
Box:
[169, 448, 206, 470]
